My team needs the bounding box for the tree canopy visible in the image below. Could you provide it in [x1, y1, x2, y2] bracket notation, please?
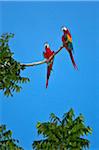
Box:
[33, 108, 92, 150]
[0, 124, 23, 150]
[0, 33, 30, 96]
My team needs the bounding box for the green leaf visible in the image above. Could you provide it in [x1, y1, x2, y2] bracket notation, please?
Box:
[36, 122, 41, 128]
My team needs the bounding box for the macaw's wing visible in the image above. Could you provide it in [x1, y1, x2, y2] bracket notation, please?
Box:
[68, 41, 73, 50]
[67, 33, 75, 53]
[46, 59, 54, 88]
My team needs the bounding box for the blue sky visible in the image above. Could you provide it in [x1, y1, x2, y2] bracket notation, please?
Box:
[0, 1, 98, 150]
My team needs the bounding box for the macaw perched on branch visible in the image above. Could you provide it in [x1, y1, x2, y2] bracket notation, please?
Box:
[43, 43, 55, 88]
[61, 26, 78, 70]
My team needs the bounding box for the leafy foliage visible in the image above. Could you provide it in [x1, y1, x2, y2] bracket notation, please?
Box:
[33, 108, 92, 150]
[0, 124, 23, 150]
[0, 33, 30, 97]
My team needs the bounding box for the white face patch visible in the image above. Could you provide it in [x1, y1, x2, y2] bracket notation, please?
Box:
[62, 26, 67, 31]
[44, 43, 49, 48]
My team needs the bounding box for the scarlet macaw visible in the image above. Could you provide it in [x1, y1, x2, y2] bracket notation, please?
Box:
[61, 26, 78, 70]
[43, 43, 55, 88]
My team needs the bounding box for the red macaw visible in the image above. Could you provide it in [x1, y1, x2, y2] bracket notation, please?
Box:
[43, 43, 55, 88]
[61, 26, 78, 70]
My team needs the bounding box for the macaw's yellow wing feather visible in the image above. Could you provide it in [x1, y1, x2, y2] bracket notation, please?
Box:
[67, 34, 72, 42]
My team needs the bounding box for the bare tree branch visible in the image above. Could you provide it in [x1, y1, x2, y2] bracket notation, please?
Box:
[20, 46, 64, 67]
[20, 59, 47, 67]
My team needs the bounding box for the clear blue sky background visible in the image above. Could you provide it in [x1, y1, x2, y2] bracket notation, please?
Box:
[0, 1, 98, 150]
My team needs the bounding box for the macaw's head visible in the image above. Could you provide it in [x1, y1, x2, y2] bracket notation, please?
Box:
[61, 26, 68, 33]
[44, 42, 50, 49]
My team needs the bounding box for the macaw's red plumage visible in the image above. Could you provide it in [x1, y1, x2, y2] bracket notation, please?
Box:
[62, 27, 78, 70]
[43, 43, 55, 88]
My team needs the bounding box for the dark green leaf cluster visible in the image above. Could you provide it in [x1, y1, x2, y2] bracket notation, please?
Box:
[0, 124, 23, 150]
[0, 33, 30, 97]
[33, 108, 92, 150]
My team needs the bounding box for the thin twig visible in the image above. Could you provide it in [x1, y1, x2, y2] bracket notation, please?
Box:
[20, 46, 64, 67]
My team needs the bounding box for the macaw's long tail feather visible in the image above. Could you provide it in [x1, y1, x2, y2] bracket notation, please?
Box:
[46, 63, 53, 88]
[46, 66, 51, 88]
[69, 50, 78, 70]
[46, 80, 48, 88]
